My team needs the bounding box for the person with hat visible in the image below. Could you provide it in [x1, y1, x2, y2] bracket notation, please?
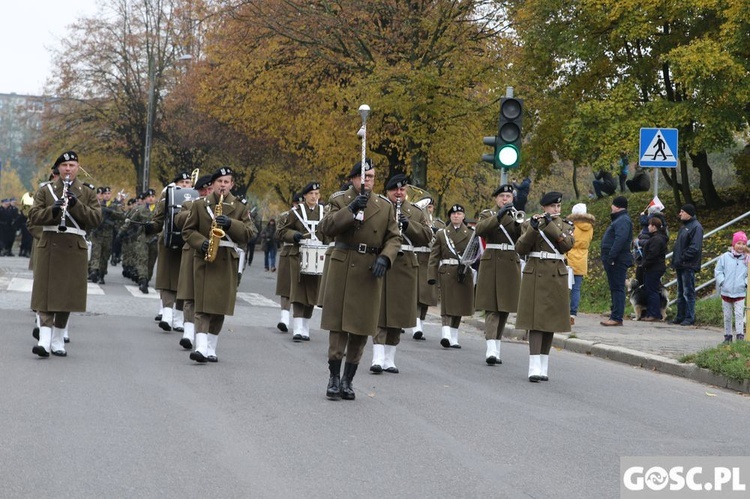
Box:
[271, 193, 301, 332]
[599, 195, 634, 327]
[670, 203, 704, 326]
[515, 191, 575, 381]
[370, 174, 432, 373]
[318, 159, 401, 400]
[410, 197, 445, 340]
[29, 151, 102, 358]
[126, 188, 158, 293]
[175, 174, 214, 350]
[182, 167, 256, 363]
[474, 184, 523, 365]
[277, 181, 328, 342]
[117, 196, 142, 282]
[714, 231, 748, 342]
[566, 203, 596, 325]
[88, 186, 124, 284]
[149, 171, 195, 332]
[427, 203, 476, 349]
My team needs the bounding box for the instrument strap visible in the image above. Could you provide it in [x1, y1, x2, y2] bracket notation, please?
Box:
[538, 220, 564, 259]
[292, 204, 322, 241]
[206, 203, 233, 244]
[46, 182, 83, 231]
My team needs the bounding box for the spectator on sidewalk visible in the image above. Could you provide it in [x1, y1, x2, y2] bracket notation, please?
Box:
[626, 165, 651, 193]
[260, 219, 278, 271]
[592, 169, 617, 199]
[671, 204, 704, 326]
[566, 203, 595, 325]
[635, 205, 668, 284]
[714, 231, 748, 342]
[600, 196, 633, 327]
[640, 217, 669, 321]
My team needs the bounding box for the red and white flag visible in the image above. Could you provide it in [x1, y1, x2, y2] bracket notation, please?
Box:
[647, 196, 664, 212]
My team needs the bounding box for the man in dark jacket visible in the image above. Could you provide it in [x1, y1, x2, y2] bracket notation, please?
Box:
[600, 196, 633, 326]
[671, 204, 703, 326]
[592, 169, 617, 198]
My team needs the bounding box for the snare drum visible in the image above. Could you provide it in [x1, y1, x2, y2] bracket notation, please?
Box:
[299, 243, 327, 275]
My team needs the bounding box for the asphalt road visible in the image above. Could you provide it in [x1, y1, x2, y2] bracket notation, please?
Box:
[2, 254, 749, 498]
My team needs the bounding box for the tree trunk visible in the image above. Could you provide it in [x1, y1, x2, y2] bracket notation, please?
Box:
[690, 150, 723, 208]
[410, 148, 428, 189]
[670, 169, 682, 208]
[572, 163, 580, 199]
[679, 156, 693, 206]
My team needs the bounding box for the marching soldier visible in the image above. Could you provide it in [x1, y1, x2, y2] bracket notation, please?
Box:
[515, 191, 575, 382]
[277, 182, 326, 342]
[475, 184, 523, 365]
[30, 151, 102, 357]
[427, 204, 476, 349]
[89, 187, 123, 284]
[182, 167, 256, 363]
[370, 174, 432, 373]
[274, 193, 302, 332]
[319, 160, 401, 400]
[176, 175, 213, 350]
[129, 188, 158, 293]
[118, 197, 140, 281]
[411, 197, 445, 340]
[150, 171, 194, 332]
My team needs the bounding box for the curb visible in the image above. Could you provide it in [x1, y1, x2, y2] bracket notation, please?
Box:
[457, 314, 750, 395]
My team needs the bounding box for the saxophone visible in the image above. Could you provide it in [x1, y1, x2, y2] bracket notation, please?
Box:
[204, 193, 225, 263]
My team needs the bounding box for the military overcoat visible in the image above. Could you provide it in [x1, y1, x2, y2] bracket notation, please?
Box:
[29, 177, 102, 312]
[182, 192, 255, 315]
[378, 200, 433, 328]
[277, 203, 327, 307]
[474, 208, 522, 312]
[416, 215, 445, 307]
[318, 186, 401, 336]
[274, 210, 293, 297]
[428, 224, 475, 317]
[515, 216, 575, 333]
[152, 189, 183, 292]
[175, 200, 196, 302]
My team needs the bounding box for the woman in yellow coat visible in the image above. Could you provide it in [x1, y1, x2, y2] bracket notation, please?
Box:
[566, 203, 595, 325]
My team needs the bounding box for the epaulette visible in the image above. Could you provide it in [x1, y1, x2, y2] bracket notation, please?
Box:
[564, 219, 574, 226]
[480, 208, 494, 216]
[38, 181, 51, 188]
[329, 191, 345, 200]
[279, 210, 289, 217]
[84, 183, 95, 190]
[377, 194, 389, 202]
[240, 198, 248, 205]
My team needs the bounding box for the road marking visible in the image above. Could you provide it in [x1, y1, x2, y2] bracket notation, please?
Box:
[237, 292, 278, 308]
[6, 277, 105, 295]
[124, 285, 160, 298]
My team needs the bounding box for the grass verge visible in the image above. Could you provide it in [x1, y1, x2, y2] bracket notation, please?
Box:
[680, 340, 750, 382]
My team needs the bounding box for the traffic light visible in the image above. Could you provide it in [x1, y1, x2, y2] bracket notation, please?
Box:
[497, 97, 523, 169]
[481, 136, 499, 168]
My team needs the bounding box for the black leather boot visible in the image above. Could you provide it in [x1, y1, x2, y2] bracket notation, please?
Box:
[326, 359, 342, 400]
[88, 269, 99, 282]
[340, 362, 358, 400]
[139, 278, 149, 294]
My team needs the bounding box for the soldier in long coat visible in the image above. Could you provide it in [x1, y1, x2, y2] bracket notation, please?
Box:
[427, 204, 476, 348]
[182, 167, 255, 363]
[175, 175, 213, 350]
[150, 171, 194, 332]
[475, 184, 523, 365]
[515, 191, 575, 382]
[277, 182, 327, 342]
[319, 160, 401, 400]
[370, 174, 432, 374]
[410, 197, 444, 340]
[30, 151, 102, 357]
[273, 195, 301, 332]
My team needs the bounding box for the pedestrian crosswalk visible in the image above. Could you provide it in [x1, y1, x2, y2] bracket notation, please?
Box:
[1, 277, 279, 307]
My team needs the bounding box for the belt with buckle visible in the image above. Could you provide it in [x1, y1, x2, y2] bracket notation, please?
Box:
[334, 242, 381, 254]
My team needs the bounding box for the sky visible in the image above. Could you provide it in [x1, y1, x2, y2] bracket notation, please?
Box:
[0, 0, 100, 95]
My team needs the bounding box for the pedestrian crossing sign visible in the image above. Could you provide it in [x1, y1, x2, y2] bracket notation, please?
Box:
[639, 128, 678, 168]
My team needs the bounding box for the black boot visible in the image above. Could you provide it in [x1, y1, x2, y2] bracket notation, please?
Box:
[139, 278, 149, 294]
[88, 269, 99, 282]
[326, 359, 342, 400]
[340, 362, 358, 400]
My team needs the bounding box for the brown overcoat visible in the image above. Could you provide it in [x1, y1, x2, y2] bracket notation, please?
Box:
[277, 203, 327, 307]
[29, 178, 102, 312]
[378, 200, 433, 328]
[428, 224, 475, 317]
[182, 192, 255, 315]
[274, 210, 293, 297]
[515, 216, 575, 333]
[152, 190, 183, 292]
[319, 187, 401, 336]
[416, 215, 445, 307]
[474, 208, 522, 312]
[175, 200, 196, 302]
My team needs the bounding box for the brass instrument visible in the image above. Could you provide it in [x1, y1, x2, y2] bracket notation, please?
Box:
[58, 174, 72, 232]
[510, 206, 526, 223]
[190, 168, 200, 186]
[205, 193, 225, 262]
[404, 185, 432, 207]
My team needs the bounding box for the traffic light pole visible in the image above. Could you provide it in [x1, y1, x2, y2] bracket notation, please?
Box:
[500, 87, 513, 185]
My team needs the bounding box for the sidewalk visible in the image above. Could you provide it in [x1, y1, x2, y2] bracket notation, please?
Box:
[432, 307, 750, 394]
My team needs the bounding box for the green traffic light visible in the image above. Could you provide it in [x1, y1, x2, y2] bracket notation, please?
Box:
[497, 144, 519, 167]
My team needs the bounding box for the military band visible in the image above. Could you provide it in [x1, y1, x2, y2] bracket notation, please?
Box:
[410, 197, 444, 340]
[274, 194, 302, 333]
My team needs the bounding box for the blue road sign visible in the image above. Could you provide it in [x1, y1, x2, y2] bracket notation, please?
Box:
[639, 128, 678, 168]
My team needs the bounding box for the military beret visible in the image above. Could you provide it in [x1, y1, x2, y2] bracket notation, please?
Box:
[385, 174, 409, 191]
[211, 166, 234, 182]
[292, 192, 304, 204]
[492, 184, 514, 197]
[127, 198, 137, 205]
[347, 158, 374, 179]
[172, 171, 190, 183]
[138, 192, 147, 200]
[300, 182, 321, 196]
[96, 187, 105, 194]
[540, 191, 563, 206]
[146, 188, 156, 196]
[103, 186, 111, 193]
[53, 151, 78, 169]
[447, 204, 465, 215]
[194, 175, 213, 190]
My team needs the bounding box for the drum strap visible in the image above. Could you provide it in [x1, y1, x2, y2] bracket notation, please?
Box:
[293, 204, 323, 241]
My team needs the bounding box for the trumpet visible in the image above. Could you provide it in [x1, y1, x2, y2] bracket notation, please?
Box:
[58, 174, 72, 232]
[510, 207, 526, 223]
